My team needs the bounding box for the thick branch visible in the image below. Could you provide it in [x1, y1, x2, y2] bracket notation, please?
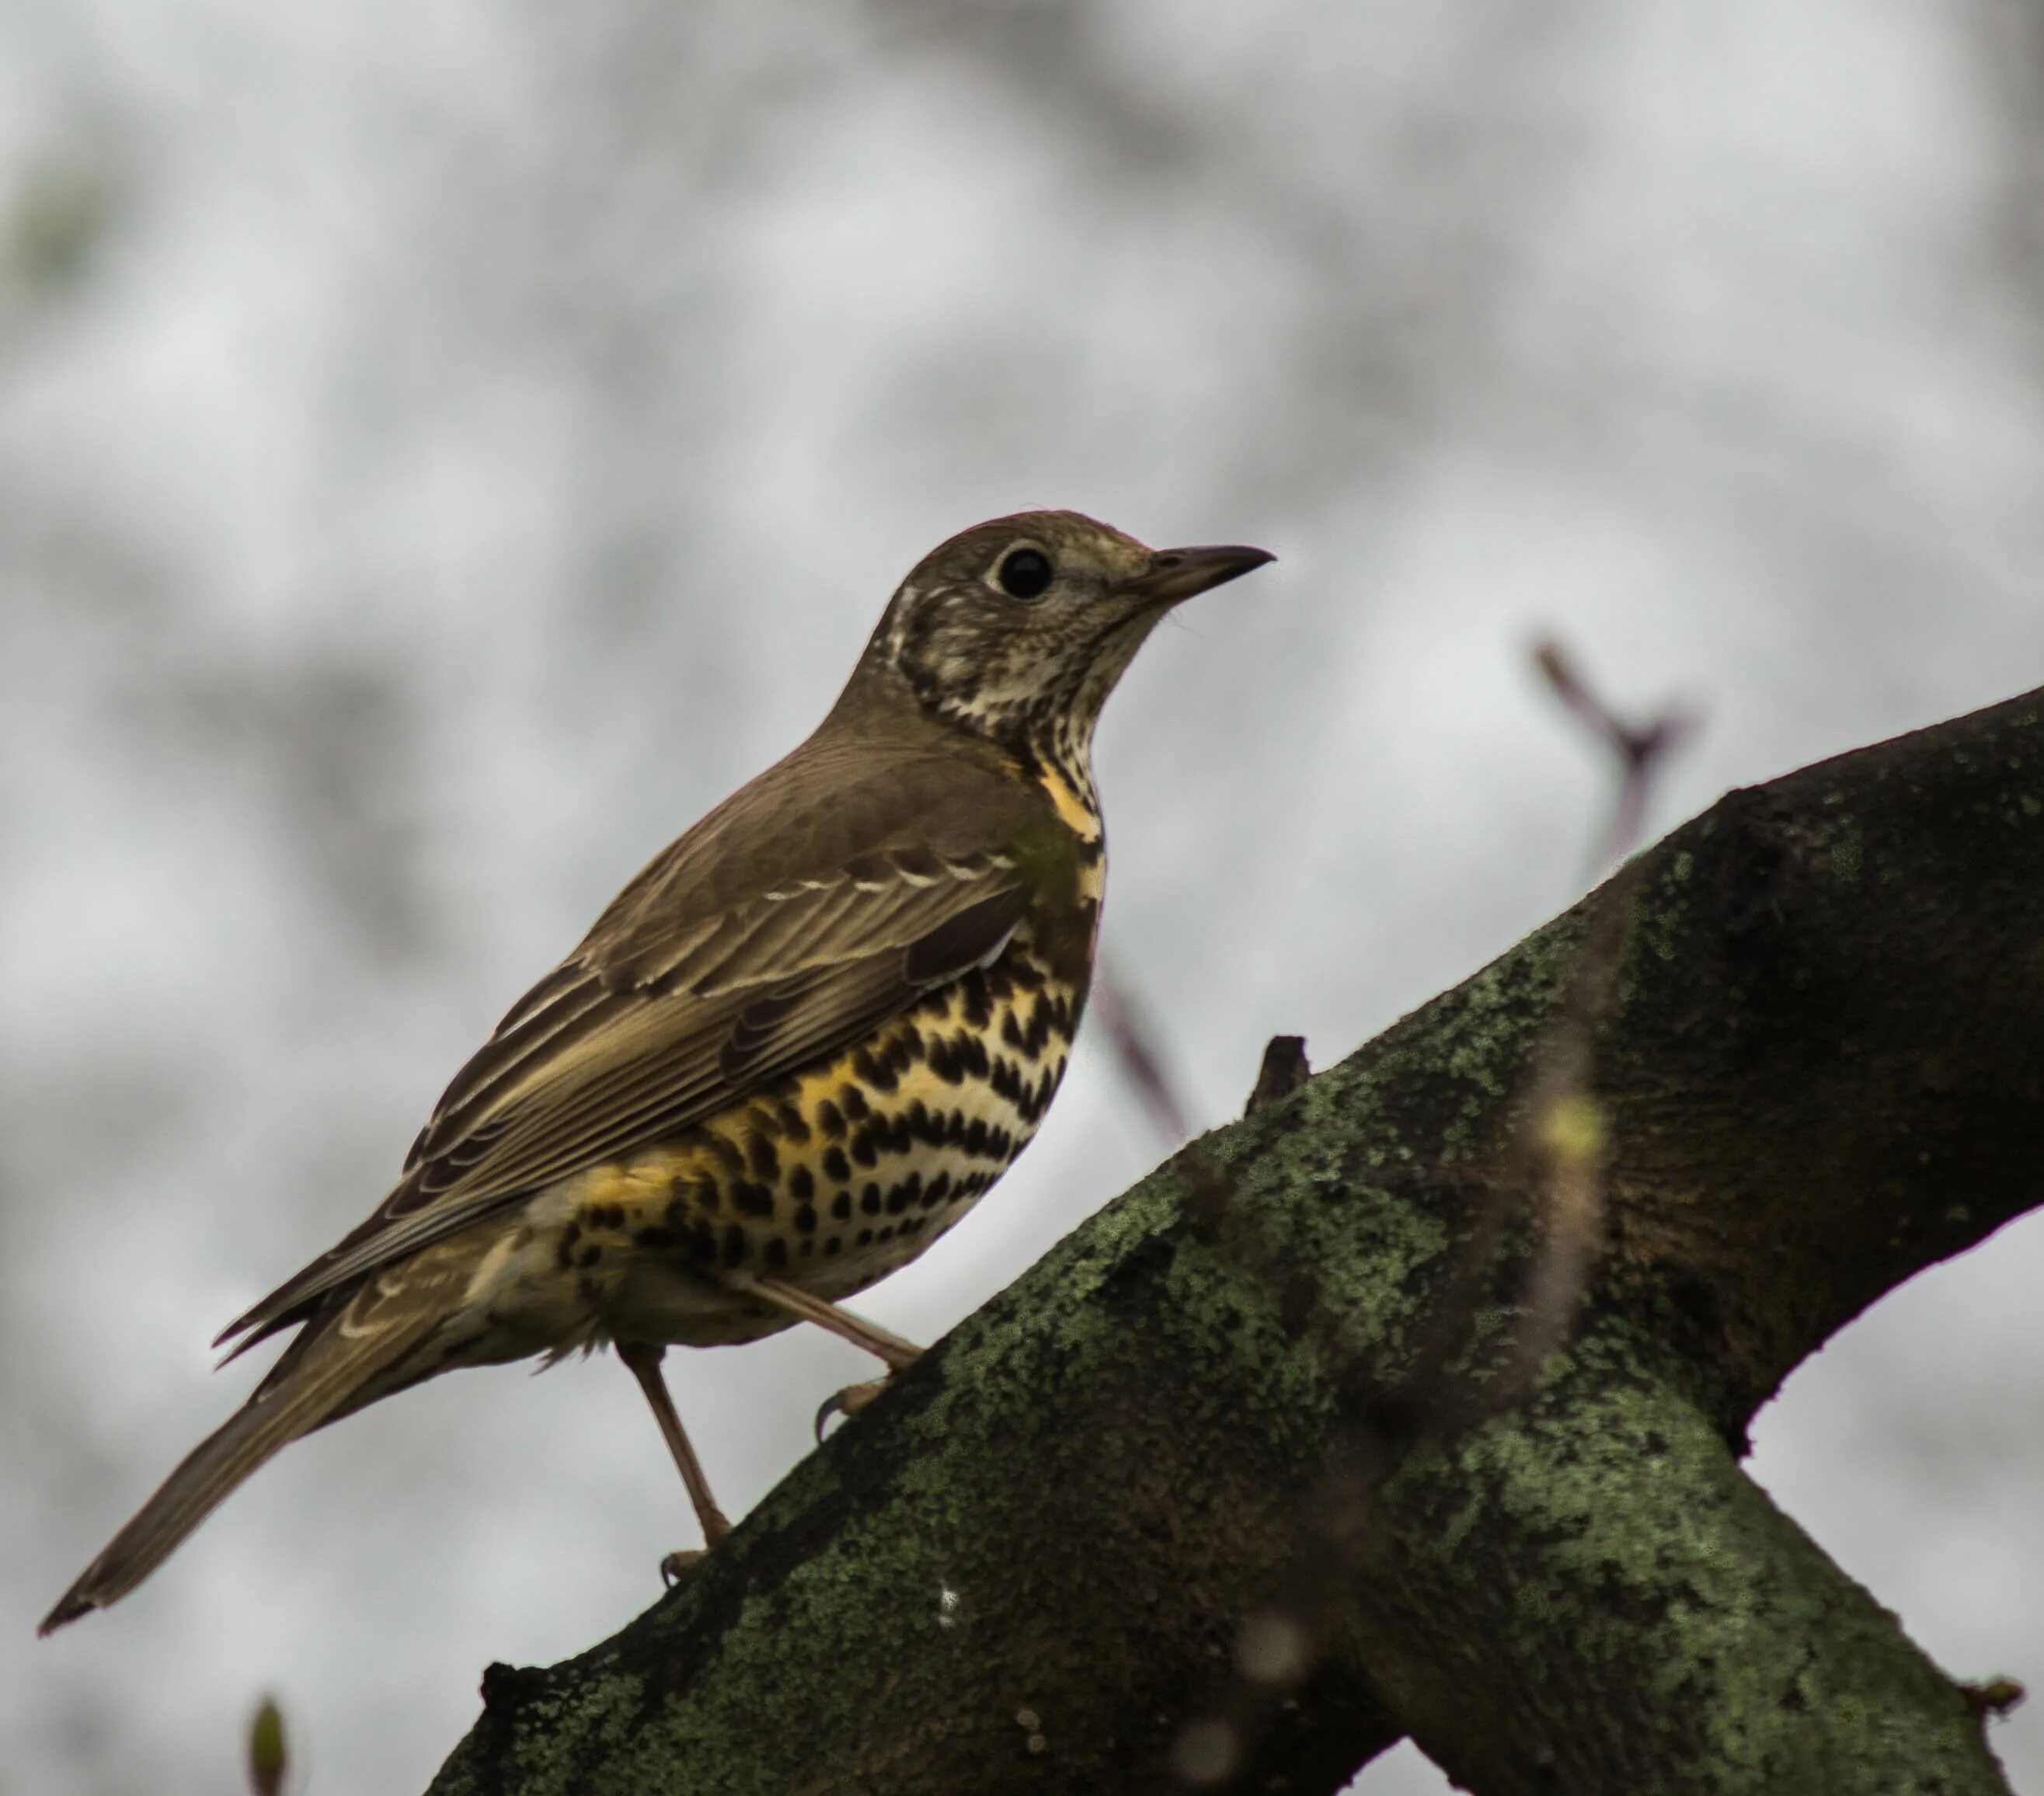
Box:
[428, 688, 2044, 1796]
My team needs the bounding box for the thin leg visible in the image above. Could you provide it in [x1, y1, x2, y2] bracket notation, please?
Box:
[618, 1341, 731, 1550]
[736, 1274, 925, 1372]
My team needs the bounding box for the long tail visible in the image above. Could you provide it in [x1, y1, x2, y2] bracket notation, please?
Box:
[40, 1297, 443, 1634]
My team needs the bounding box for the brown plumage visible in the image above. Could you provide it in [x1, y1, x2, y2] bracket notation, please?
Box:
[41, 510, 1271, 1632]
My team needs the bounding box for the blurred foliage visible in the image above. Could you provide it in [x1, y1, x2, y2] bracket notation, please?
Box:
[4, 148, 124, 306]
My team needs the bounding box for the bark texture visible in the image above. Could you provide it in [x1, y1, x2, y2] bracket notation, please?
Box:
[427, 687, 2044, 1796]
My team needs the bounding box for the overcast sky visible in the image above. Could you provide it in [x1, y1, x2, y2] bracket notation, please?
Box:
[5, 2, 2044, 1791]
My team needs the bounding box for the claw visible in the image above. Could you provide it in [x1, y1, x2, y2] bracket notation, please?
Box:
[660, 1548, 709, 1586]
[814, 1378, 890, 1441]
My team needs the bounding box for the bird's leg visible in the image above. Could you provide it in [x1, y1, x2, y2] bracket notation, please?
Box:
[742, 1274, 925, 1367]
[617, 1341, 731, 1582]
[731, 1274, 925, 1438]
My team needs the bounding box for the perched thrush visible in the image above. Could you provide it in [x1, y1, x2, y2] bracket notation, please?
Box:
[41, 510, 1272, 1631]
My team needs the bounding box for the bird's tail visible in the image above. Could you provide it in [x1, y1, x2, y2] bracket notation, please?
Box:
[39, 1300, 439, 1634]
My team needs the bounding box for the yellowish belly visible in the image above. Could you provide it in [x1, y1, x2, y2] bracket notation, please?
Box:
[478, 938, 1084, 1352]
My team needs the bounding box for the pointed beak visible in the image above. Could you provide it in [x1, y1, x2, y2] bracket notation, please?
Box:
[1119, 542, 1276, 607]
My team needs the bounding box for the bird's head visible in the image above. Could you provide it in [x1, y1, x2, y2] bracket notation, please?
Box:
[848, 510, 1273, 765]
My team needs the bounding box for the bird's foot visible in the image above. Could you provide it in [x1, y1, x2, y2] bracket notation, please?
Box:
[660, 1548, 709, 1585]
[657, 1502, 732, 1585]
[814, 1377, 895, 1440]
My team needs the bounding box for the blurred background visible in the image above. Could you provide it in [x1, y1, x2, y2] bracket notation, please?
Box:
[5, 1, 2044, 1791]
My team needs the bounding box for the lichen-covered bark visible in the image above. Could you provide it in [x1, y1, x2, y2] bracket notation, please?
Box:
[428, 688, 2044, 1796]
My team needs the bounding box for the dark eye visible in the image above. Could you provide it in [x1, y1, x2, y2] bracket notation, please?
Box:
[995, 547, 1054, 600]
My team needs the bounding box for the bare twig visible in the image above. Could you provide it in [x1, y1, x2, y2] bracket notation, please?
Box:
[1244, 1036, 1311, 1117]
[1534, 637, 1699, 870]
[1094, 969, 1193, 1147]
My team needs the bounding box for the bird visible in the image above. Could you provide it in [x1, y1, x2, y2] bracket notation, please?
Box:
[40, 510, 1273, 1633]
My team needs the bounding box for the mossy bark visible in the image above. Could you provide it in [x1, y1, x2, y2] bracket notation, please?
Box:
[427, 688, 2044, 1795]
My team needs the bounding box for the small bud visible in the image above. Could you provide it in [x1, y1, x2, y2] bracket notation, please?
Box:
[247, 1696, 287, 1796]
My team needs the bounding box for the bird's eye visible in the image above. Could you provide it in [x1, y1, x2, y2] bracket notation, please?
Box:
[994, 547, 1054, 600]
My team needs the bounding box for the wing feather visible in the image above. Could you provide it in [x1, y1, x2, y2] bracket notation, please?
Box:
[215, 782, 1036, 1356]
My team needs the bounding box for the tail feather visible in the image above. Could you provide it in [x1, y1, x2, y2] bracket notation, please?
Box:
[40, 1307, 437, 1634]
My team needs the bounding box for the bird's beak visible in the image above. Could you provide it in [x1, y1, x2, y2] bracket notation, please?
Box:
[1119, 543, 1276, 607]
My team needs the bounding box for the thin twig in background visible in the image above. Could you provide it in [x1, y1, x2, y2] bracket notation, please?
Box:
[1534, 637, 1699, 871]
[1169, 647, 1703, 1789]
[1094, 970, 1193, 1147]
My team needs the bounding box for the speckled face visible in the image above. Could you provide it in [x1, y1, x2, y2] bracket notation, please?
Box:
[868, 510, 1180, 760]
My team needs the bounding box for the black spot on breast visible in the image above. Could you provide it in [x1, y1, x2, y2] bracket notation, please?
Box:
[747, 1134, 780, 1180]
[721, 1226, 749, 1268]
[830, 1192, 852, 1221]
[1015, 1067, 1050, 1122]
[839, 1084, 870, 1122]
[1001, 1012, 1025, 1051]
[1020, 1002, 1048, 1059]
[817, 1098, 847, 1140]
[901, 1215, 926, 1237]
[731, 1182, 775, 1218]
[794, 1204, 818, 1234]
[764, 1238, 789, 1269]
[850, 1123, 879, 1168]
[928, 1038, 960, 1083]
[687, 1178, 723, 1215]
[961, 973, 991, 1031]
[851, 1047, 897, 1095]
[961, 1032, 990, 1078]
[824, 1236, 842, 1256]
[594, 1204, 625, 1231]
[856, 1228, 874, 1248]
[860, 1184, 882, 1216]
[705, 1133, 744, 1175]
[789, 1165, 815, 1204]
[823, 1145, 851, 1184]
[924, 1173, 950, 1208]
[887, 1175, 921, 1216]
[964, 1119, 989, 1157]
[776, 1102, 811, 1144]
[634, 1226, 675, 1249]
[577, 1244, 603, 1269]
[877, 1225, 897, 1243]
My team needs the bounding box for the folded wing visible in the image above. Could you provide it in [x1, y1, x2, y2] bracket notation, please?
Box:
[218, 750, 1036, 1354]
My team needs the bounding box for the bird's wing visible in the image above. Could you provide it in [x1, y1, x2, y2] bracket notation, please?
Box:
[218, 738, 1047, 1351]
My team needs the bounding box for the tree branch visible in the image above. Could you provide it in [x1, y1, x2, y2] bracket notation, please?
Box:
[427, 687, 2044, 1796]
